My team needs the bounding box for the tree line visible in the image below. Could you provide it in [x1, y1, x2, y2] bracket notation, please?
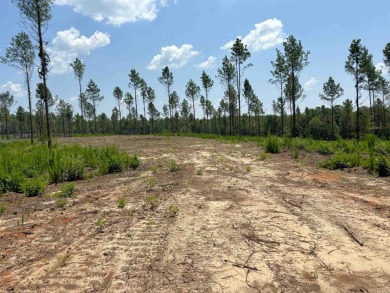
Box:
[1, 0, 389, 145]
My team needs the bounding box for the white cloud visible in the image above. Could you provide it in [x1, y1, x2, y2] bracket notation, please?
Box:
[376, 62, 389, 74]
[221, 18, 285, 52]
[147, 44, 199, 70]
[198, 56, 216, 69]
[0, 81, 25, 98]
[55, 0, 171, 26]
[48, 27, 110, 74]
[304, 77, 319, 91]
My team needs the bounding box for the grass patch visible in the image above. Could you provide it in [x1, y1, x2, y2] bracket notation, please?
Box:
[168, 204, 179, 217]
[265, 135, 280, 154]
[169, 160, 181, 172]
[0, 141, 139, 193]
[56, 198, 68, 208]
[118, 197, 126, 209]
[22, 178, 46, 197]
[145, 194, 159, 210]
[60, 182, 76, 198]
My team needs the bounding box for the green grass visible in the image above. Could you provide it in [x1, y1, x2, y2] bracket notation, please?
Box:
[118, 197, 126, 209]
[169, 160, 181, 172]
[60, 182, 76, 198]
[0, 141, 140, 194]
[22, 178, 47, 197]
[265, 135, 280, 154]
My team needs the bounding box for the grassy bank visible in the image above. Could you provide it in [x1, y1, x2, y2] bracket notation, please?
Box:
[0, 141, 139, 196]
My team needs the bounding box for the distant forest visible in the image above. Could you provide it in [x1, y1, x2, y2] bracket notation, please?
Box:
[1, 1, 389, 144]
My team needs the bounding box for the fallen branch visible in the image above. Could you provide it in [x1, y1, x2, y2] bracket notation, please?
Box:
[313, 253, 333, 272]
[242, 234, 280, 247]
[224, 259, 259, 271]
[342, 225, 364, 246]
[282, 197, 303, 209]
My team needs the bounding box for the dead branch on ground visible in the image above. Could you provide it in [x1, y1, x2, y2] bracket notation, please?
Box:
[342, 225, 364, 246]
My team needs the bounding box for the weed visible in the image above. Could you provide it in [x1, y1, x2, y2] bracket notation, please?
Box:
[60, 182, 76, 198]
[49, 154, 85, 183]
[128, 209, 136, 217]
[129, 155, 139, 170]
[56, 198, 68, 208]
[145, 194, 159, 210]
[20, 213, 25, 225]
[169, 160, 181, 172]
[246, 166, 251, 172]
[0, 204, 5, 215]
[320, 152, 360, 170]
[366, 134, 378, 171]
[118, 197, 126, 209]
[7, 171, 26, 193]
[291, 147, 300, 159]
[151, 165, 158, 173]
[95, 219, 107, 227]
[145, 177, 157, 188]
[283, 136, 292, 149]
[22, 178, 46, 197]
[258, 152, 268, 161]
[265, 135, 280, 154]
[374, 157, 390, 177]
[145, 220, 155, 227]
[168, 204, 179, 217]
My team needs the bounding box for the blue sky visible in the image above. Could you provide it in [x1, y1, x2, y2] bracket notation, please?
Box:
[1, 0, 389, 117]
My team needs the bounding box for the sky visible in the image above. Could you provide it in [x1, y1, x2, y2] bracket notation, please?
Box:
[0, 0, 389, 117]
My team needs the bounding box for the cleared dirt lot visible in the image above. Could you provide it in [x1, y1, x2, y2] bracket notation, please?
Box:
[1, 136, 389, 292]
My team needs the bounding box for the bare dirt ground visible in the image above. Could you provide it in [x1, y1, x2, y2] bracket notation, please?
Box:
[1, 136, 389, 293]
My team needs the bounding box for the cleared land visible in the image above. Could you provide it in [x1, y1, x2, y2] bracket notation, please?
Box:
[0, 136, 389, 293]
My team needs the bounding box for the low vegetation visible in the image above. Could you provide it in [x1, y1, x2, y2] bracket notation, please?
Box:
[0, 141, 139, 195]
[168, 132, 390, 177]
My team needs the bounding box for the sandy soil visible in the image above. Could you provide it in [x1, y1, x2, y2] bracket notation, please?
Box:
[0, 135, 389, 293]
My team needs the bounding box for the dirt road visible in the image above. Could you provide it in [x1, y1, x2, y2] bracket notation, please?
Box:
[1, 136, 389, 292]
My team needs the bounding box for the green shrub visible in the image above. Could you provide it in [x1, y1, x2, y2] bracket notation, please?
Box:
[49, 155, 85, 183]
[63, 156, 85, 181]
[265, 135, 280, 154]
[60, 182, 76, 198]
[22, 178, 46, 197]
[374, 157, 390, 177]
[129, 155, 139, 170]
[320, 152, 360, 170]
[7, 171, 26, 193]
[315, 142, 333, 155]
[99, 146, 138, 174]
